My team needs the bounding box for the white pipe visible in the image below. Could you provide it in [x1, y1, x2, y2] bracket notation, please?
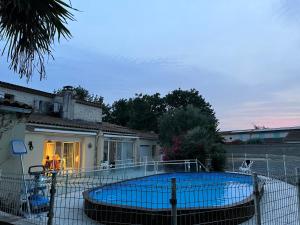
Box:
[34, 128, 97, 136]
[103, 134, 139, 139]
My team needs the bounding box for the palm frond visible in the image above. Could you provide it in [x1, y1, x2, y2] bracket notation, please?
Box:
[0, 0, 76, 80]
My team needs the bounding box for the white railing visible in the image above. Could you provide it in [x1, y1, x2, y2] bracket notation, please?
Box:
[57, 159, 207, 178]
[227, 153, 300, 182]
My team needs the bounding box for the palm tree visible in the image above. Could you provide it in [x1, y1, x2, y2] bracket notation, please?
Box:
[0, 0, 75, 80]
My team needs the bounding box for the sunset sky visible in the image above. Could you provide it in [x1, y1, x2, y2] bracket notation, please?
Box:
[1, 0, 300, 130]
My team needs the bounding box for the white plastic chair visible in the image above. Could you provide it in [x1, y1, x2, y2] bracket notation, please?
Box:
[100, 161, 112, 170]
[239, 160, 253, 174]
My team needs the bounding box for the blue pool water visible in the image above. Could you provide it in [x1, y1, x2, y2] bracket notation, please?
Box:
[88, 172, 253, 209]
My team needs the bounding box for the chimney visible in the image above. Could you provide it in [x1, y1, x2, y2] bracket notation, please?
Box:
[62, 86, 75, 120]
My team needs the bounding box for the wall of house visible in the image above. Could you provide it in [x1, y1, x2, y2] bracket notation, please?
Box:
[137, 139, 160, 161]
[0, 113, 27, 214]
[24, 132, 97, 172]
[74, 102, 102, 122]
[81, 136, 97, 170]
[0, 114, 26, 175]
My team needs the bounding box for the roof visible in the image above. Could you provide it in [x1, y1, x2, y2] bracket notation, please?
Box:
[27, 114, 158, 140]
[284, 131, 300, 143]
[0, 81, 54, 98]
[75, 99, 102, 108]
[0, 99, 32, 113]
[0, 81, 102, 108]
[220, 126, 300, 135]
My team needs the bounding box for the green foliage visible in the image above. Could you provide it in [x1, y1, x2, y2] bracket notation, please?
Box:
[127, 93, 166, 132]
[109, 99, 130, 126]
[159, 105, 225, 171]
[108, 89, 214, 133]
[159, 105, 218, 146]
[165, 89, 215, 115]
[210, 144, 226, 171]
[0, 0, 75, 80]
[246, 138, 263, 144]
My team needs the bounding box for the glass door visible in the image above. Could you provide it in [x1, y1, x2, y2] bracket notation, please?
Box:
[63, 143, 74, 170]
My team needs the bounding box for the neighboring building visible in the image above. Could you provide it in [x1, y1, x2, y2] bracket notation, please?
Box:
[0, 81, 160, 174]
[221, 126, 300, 144]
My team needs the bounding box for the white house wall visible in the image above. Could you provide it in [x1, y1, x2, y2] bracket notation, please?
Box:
[24, 132, 97, 172]
[0, 117, 25, 175]
[73, 103, 102, 123]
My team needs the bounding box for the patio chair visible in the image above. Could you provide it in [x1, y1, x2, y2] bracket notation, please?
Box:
[239, 160, 253, 174]
[100, 161, 113, 170]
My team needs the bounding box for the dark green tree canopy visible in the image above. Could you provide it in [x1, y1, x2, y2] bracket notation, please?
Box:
[0, 0, 75, 80]
[158, 105, 225, 171]
[107, 89, 213, 133]
[158, 105, 219, 147]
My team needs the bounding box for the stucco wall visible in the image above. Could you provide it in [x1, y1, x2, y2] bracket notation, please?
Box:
[24, 132, 97, 172]
[0, 114, 27, 175]
[74, 103, 102, 122]
[137, 139, 160, 161]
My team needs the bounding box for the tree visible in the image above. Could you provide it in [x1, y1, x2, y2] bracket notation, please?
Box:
[108, 89, 214, 133]
[0, 0, 75, 80]
[109, 99, 130, 126]
[159, 105, 225, 171]
[127, 93, 165, 132]
[108, 93, 165, 132]
[165, 89, 215, 116]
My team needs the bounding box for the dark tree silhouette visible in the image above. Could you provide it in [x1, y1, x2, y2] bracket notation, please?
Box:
[0, 0, 75, 80]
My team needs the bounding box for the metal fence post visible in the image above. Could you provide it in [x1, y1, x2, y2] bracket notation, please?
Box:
[65, 170, 69, 197]
[144, 156, 148, 176]
[296, 168, 300, 225]
[231, 153, 235, 172]
[252, 173, 262, 225]
[170, 178, 177, 225]
[283, 155, 287, 182]
[155, 161, 158, 174]
[48, 172, 57, 225]
[266, 154, 270, 177]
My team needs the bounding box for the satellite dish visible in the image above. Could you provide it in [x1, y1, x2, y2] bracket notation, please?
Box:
[11, 140, 27, 155]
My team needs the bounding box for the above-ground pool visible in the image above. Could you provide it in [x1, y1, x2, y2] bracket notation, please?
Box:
[83, 172, 263, 225]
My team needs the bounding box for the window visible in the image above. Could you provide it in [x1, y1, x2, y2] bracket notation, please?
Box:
[103, 139, 134, 164]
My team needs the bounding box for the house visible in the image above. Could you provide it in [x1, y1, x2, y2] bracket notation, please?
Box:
[0, 98, 32, 175]
[0, 81, 160, 174]
[221, 126, 300, 144]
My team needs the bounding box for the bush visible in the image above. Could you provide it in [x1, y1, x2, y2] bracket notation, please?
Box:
[159, 106, 226, 171]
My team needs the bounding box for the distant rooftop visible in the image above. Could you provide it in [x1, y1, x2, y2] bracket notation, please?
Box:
[221, 126, 300, 135]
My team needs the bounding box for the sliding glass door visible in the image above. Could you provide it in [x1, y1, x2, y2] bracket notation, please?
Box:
[43, 141, 80, 171]
[103, 140, 134, 165]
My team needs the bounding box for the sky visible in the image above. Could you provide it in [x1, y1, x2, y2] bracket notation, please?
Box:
[1, 0, 300, 131]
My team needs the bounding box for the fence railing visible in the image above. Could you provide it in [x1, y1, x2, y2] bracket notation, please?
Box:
[226, 153, 300, 183]
[0, 158, 300, 225]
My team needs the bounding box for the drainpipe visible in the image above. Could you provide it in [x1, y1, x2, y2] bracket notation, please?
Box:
[94, 130, 102, 170]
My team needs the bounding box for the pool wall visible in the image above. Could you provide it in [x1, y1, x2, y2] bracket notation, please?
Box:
[83, 173, 264, 225]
